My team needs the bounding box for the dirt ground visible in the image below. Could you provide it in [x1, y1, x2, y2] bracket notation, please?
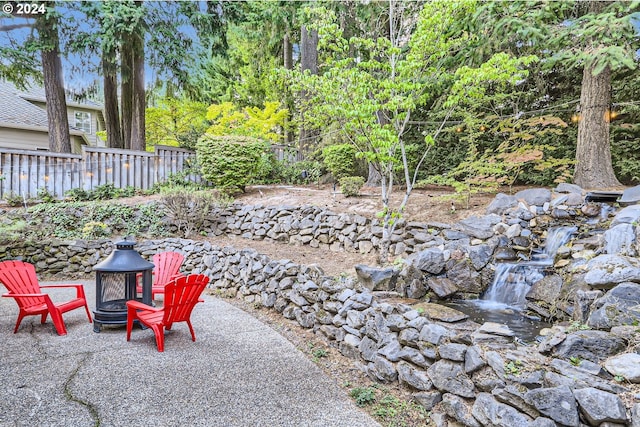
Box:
[207, 183, 505, 276]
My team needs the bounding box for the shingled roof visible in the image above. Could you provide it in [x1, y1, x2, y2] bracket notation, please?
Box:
[0, 79, 104, 130]
[0, 79, 50, 128]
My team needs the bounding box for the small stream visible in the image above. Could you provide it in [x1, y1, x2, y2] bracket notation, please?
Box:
[449, 226, 577, 341]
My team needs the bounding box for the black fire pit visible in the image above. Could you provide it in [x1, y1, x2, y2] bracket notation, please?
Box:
[93, 240, 154, 332]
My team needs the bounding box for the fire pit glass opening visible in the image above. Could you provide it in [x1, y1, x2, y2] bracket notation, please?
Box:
[93, 240, 154, 332]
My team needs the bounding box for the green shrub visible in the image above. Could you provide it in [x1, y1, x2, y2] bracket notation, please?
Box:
[196, 135, 266, 192]
[64, 187, 91, 202]
[37, 187, 57, 203]
[322, 144, 357, 180]
[4, 191, 25, 207]
[92, 183, 120, 200]
[339, 176, 365, 197]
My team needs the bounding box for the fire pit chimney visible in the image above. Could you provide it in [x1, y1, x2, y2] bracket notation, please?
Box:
[93, 240, 154, 332]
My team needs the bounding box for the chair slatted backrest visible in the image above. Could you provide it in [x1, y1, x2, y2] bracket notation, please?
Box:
[0, 261, 45, 309]
[153, 252, 185, 286]
[162, 274, 209, 324]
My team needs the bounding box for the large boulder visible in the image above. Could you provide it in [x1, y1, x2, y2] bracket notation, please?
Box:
[604, 353, 640, 383]
[455, 214, 502, 240]
[524, 385, 579, 427]
[573, 387, 629, 425]
[486, 193, 518, 215]
[408, 248, 447, 275]
[611, 204, 640, 226]
[603, 223, 637, 256]
[587, 282, 640, 329]
[515, 188, 552, 206]
[584, 254, 640, 289]
[354, 264, 398, 291]
[553, 330, 628, 363]
[618, 184, 640, 205]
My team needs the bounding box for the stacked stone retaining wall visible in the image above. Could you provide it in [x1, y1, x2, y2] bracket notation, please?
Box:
[1, 237, 638, 426]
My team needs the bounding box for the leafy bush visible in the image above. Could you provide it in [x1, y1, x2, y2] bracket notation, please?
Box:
[160, 188, 230, 238]
[37, 187, 57, 203]
[196, 135, 266, 192]
[4, 191, 25, 207]
[322, 144, 357, 180]
[339, 176, 365, 197]
[64, 188, 91, 202]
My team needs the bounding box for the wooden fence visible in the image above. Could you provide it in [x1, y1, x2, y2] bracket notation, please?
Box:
[0, 145, 201, 200]
[0, 143, 302, 201]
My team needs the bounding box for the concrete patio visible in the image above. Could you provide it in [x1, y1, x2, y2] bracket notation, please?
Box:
[0, 279, 380, 427]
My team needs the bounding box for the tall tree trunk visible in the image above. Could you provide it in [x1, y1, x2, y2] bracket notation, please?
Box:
[103, 52, 123, 149]
[574, 63, 621, 189]
[121, 38, 133, 150]
[283, 31, 294, 145]
[573, 0, 621, 189]
[130, 30, 146, 151]
[298, 26, 319, 153]
[36, 12, 71, 153]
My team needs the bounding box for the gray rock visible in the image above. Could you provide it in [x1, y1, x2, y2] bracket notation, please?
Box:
[526, 274, 562, 305]
[398, 346, 430, 368]
[471, 392, 532, 427]
[456, 214, 502, 240]
[438, 343, 467, 362]
[419, 323, 452, 345]
[426, 277, 458, 298]
[631, 403, 640, 427]
[427, 360, 476, 398]
[573, 387, 628, 425]
[587, 282, 640, 329]
[515, 188, 552, 206]
[464, 345, 486, 373]
[412, 390, 442, 411]
[604, 353, 640, 383]
[468, 243, 495, 270]
[555, 183, 583, 194]
[528, 417, 558, 427]
[441, 393, 481, 427]
[553, 330, 628, 363]
[584, 254, 640, 289]
[492, 386, 539, 418]
[370, 355, 397, 382]
[549, 359, 628, 394]
[603, 223, 637, 256]
[524, 385, 579, 427]
[445, 260, 483, 294]
[619, 184, 640, 204]
[406, 278, 427, 299]
[409, 248, 446, 274]
[487, 193, 518, 215]
[611, 204, 640, 225]
[355, 264, 398, 291]
[359, 336, 378, 362]
[378, 338, 402, 362]
[494, 246, 518, 261]
[478, 322, 515, 337]
[397, 361, 433, 391]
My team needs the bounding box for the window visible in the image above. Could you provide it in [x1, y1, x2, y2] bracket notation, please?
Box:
[74, 111, 91, 133]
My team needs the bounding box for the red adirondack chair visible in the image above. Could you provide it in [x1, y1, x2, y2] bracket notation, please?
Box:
[136, 251, 185, 300]
[0, 260, 92, 336]
[126, 274, 209, 352]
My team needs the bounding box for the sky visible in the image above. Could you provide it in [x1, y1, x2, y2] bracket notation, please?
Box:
[0, 1, 203, 99]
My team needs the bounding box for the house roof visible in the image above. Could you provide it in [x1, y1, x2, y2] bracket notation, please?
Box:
[0, 79, 50, 128]
[16, 81, 104, 111]
[0, 79, 104, 131]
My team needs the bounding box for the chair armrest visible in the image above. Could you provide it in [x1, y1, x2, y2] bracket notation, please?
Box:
[3, 292, 47, 298]
[126, 300, 161, 312]
[40, 284, 86, 298]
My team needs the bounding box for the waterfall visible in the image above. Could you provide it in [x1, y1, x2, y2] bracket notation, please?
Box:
[480, 226, 577, 310]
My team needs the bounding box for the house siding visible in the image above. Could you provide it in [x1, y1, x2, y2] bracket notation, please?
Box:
[0, 128, 86, 154]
